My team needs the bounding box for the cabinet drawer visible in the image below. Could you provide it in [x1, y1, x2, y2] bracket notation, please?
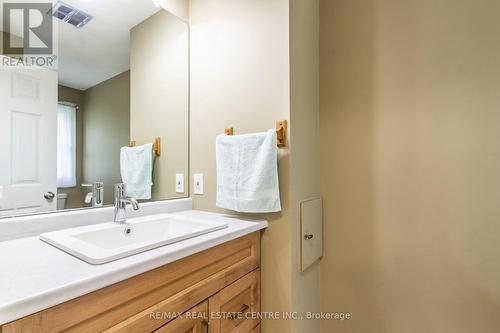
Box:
[209, 269, 260, 333]
[154, 301, 208, 333]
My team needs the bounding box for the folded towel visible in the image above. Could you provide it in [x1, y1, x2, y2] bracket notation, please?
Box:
[216, 129, 281, 213]
[120, 143, 153, 200]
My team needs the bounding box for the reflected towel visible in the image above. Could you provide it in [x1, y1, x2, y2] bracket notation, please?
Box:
[216, 129, 281, 213]
[120, 143, 153, 200]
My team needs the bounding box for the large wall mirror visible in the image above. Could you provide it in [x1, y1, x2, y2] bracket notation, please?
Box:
[0, 0, 189, 218]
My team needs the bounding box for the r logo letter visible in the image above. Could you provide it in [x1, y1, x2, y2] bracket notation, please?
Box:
[2, 2, 53, 55]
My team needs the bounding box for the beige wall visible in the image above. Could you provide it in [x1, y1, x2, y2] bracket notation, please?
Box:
[58, 85, 86, 209]
[289, 0, 321, 332]
[189, 0, 292, 331]
[83, 71, 130, 205]
[156, 0, 189, 22]
[130, 10, 189, 201]
[320, 0, 500, 332]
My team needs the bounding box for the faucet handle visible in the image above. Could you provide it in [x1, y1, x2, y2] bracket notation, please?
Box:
[115, 183, 126, 195]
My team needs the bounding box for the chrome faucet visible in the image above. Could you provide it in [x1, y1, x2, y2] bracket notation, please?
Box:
[114, 183, 139, 224]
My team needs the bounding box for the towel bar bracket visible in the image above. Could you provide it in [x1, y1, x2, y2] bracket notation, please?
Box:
[276, 120, 287, 147]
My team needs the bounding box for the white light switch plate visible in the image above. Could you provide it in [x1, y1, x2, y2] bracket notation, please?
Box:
[193, 174, 204, 195]
[175, 174, 184, 193]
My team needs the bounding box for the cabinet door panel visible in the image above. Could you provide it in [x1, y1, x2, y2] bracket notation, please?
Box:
[250, 324, 260, 333]
[154, 301, 208, 333]
[209, 269, 260, 333]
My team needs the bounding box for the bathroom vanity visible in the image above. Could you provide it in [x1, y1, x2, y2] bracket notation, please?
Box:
[0, 208, 267, 333]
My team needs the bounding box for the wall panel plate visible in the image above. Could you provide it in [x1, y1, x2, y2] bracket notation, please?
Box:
[300, 197, 323, 272]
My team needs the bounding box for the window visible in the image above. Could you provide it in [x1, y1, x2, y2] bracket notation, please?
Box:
[57, 103, 76, 188]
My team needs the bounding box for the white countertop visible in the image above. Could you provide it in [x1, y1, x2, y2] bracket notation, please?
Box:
[0, 210, 267, 325]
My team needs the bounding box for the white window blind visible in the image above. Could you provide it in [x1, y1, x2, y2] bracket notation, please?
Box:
[57, 103, 76, 188]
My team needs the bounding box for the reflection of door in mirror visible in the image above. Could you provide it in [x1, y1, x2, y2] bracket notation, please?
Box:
[0, 65, 58, 217]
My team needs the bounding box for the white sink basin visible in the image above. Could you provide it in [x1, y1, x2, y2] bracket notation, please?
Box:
[40, 214, 228, 264]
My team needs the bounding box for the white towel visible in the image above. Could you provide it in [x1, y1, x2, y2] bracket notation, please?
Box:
[120, 143, 153, 200]
[216, 129, 281, 213]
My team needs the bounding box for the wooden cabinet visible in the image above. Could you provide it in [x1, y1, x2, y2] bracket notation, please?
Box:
[154, 301, 208, 333]
[1, 232, 261, 333]
[152, 269, 260, 333]
[209, 270, 260, 333]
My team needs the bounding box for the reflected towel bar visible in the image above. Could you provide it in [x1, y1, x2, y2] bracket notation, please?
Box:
[224, 120, 287, 147]
[128, 137, 161, 156]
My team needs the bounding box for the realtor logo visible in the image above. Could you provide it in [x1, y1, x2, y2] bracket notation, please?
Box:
[2, 2, 53, 55]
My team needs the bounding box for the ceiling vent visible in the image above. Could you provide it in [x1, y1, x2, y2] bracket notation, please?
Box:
[49, 1, 93, 28]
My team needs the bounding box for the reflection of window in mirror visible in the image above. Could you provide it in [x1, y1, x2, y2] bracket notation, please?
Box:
[57, 103, 77, 188]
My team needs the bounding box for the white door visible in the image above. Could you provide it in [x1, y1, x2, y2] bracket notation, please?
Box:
[0, 63, 58, 217]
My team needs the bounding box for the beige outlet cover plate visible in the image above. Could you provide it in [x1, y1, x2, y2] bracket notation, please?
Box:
[300, 197, 323, 272]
